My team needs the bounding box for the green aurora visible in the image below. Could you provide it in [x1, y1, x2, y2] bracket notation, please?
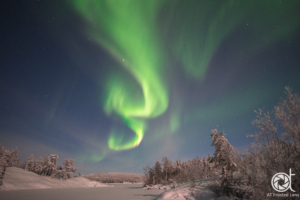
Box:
[69, 0, 300, 159]
[71, 0, 169, 151]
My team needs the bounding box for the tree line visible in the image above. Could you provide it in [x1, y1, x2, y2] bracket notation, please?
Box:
[143, 154, 216, 187]
[83, 172, 144, 183]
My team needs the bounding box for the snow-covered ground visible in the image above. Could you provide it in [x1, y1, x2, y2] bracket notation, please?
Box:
[0, 167, 230, 200]
[148, 179, 230, 200]
[0, 167, 110, 190]
[0, 184, 164, 200]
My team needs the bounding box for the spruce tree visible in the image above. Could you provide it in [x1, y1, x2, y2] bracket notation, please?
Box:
[26, 154, 34, 171]
[210, 126, 237, 179]
[162, 157, 172, 181]
[149, 167, 154, 185]
[0, 157, 7, 186]
[154, 161, 162, 184]
[0, 152, 7, 186]
[174, 159, 182, 176]
[42, 155, 50, 175]
[10, 147, 19, 167]
[3, 149, 12, 167]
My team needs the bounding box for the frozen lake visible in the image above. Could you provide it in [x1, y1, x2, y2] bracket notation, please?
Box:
[0, 183, 163, 200]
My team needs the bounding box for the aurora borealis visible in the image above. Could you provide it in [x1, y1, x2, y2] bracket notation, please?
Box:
[72, 0, 169, 151]
[1, 0, 300, 174]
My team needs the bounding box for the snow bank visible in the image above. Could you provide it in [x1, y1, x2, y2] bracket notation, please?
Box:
[146, 179, 231, 200]
[1, 167, 111, 190]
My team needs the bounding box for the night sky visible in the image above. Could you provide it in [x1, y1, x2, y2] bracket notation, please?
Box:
[1, 0, 300, 175]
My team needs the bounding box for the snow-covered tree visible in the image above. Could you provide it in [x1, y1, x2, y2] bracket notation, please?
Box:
[45, 154, 58, 176]
[0, 156, 7, 186]
[162, 157, 172, 181]
[0, 146, 18, 187]
[202, 157, 209, 178]
[33, 157, 44, 175]
[42, 155, 56, 176]
[243, 86, 300, 199]
[50, 154, 58, 166]
[2, 149, 12, 167]
[42, 155, 50, 175]
[10, 147, 18, 167]
[154, 161, 162, 184]
[173, 159, 182, 176]
[51, 165, 67, 180]
[149, 167, 155, 185]
[143, 165, 154, 185]
[275, 86, 300, 155]
[210, 126, 237, 179]
[0, 147, 9, 186]
[63, 158, 77, 178]
[51, 158, 76, 180]
[26, 154, 34, 171]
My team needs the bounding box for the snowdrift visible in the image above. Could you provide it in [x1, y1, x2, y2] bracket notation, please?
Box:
[1, 167, 110, 190]
[145, 179, 230, 200]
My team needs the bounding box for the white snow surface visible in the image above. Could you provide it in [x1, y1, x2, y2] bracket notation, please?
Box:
[0, 167, 231, 200]
[146, 179, 231, 200]
[157, 179, 217, 200]
[1, 167, 110, 190]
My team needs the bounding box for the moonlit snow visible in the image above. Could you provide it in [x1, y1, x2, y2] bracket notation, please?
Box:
[1, 167, 110, 190]
[152, 179, 230, 200]
[0, 167, 230, 200]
